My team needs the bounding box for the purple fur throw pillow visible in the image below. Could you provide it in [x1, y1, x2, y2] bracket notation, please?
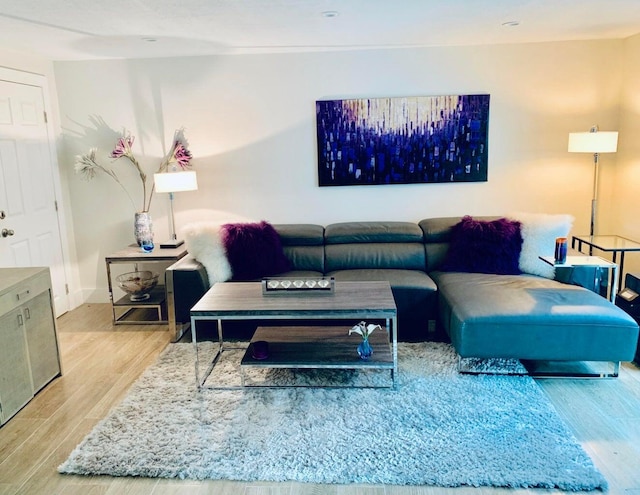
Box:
[440, 216, 523, 275]
[221, 221, 291, 281]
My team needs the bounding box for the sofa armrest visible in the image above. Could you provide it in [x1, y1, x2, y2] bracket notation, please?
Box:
[165, 255, 210, 342]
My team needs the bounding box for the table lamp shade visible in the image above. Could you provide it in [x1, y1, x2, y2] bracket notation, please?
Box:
[154, 170, 198, 193]
[568, 131, 618, 153]
[153, 170, 198, 249]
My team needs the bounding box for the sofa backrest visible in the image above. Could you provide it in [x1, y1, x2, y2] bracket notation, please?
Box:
[324, 222, 426, 272]
[419, 216, 500, 271]
[274, 217, 510, 275]
[273, 224, 325, 273]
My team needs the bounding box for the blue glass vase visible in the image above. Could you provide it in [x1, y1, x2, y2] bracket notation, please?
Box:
[357, 337, 373, 360]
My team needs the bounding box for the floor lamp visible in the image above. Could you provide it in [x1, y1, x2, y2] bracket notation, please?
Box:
[568, 125, 618, 237]
[153, 170, 198, 248]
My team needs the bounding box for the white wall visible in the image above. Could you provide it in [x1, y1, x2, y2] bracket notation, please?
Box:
[54, 39, 624, 301]
[611, 33, 640, 277]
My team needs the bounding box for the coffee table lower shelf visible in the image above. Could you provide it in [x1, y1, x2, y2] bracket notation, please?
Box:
[240, 326, 394, 388]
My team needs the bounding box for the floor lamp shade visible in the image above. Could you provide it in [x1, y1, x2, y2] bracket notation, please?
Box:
[567, 128, 618, 238]
[568, 131, 618, 154]
[153, 171, 198, 248]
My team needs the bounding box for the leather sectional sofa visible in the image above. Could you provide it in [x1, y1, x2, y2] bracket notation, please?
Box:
[166, 217, 639, 371]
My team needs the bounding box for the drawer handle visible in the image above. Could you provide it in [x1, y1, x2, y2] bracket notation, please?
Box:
[17, 289, 30, 300]
[25, 308, 31, 320]
[17, 313, 24, 326]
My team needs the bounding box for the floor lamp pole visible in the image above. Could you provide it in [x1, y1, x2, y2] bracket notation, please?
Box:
[590, 152, 600, 238]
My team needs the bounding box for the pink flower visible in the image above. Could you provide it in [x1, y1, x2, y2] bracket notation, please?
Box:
[172, 141, 192, 169]
[110, 135, 135, 159]
[77, 128, 194, 213]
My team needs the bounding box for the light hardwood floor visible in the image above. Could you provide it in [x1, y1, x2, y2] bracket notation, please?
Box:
[1, 303, 639, 495]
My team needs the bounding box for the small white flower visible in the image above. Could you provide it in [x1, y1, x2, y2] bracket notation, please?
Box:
[348, 321, 381, 339]
[74, 149, 100, 179]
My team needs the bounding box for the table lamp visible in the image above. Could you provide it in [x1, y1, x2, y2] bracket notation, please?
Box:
[568, 125, 618, 237]
[153, 170, 198, 248]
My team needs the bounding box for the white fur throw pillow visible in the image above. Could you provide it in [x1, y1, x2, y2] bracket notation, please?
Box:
[507, 212, 574, 279]
[182, 222, 232, 285]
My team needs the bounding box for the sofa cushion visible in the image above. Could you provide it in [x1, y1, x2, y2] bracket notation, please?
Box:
[277, 269, 325, 278]
[327, 268, 436, 290]
[419, 216, 500, 271]
[440, 216, 522, 275]
[274, 224, 325, 273]
[327, 268, 438, 341]
[325, 222, 423, 244]
[507, 212, 574, 279]
[281, 245, 325, 273]
[324, 221, 426, 272]
[182, 222, 232, 284]
[274, 224, 324, 246]
[325, 243, 427, 272]
[221, 221, 291, 280]
[431, 271, 640, 362]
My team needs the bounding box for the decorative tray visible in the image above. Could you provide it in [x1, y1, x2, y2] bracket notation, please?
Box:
[261, 276, 335, 295]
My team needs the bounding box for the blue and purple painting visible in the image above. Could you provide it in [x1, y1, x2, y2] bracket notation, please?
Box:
[316, 94, 490, 187]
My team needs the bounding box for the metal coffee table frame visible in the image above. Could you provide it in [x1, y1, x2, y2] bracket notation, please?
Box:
[190, 281, 398, 390]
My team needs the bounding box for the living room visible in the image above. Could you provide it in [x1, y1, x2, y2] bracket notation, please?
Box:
[1, 2, 640, 493]
[56, 37, 640, 305]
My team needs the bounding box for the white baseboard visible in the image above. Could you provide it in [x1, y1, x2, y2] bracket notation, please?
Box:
[79, 288, 110, 304]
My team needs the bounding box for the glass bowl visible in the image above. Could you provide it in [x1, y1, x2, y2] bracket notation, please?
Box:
[116, 271, 159, 301]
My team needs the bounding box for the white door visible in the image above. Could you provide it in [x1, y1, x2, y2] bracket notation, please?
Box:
[0, 79, 69, 316]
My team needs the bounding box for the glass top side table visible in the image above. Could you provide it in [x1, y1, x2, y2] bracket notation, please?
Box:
[571, 235, 640, 290]
[539, 255, 618, 302]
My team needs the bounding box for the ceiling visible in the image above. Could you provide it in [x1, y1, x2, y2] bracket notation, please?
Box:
[1, 0, 640, 61]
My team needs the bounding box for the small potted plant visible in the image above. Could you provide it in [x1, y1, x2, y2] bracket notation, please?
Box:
[349, 321, 381, 360]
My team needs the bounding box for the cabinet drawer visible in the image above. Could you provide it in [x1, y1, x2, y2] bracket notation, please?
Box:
[0, 271, 50, 317]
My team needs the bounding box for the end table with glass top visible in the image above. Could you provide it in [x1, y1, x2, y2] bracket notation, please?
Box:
[571, 235, 640, 290]
[539, 255, 618, 303]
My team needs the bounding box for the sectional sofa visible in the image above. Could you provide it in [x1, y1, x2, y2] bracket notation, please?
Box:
[165, 216, 639, 373]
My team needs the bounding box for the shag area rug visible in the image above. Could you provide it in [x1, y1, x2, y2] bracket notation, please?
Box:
[59, 342, 607, 490]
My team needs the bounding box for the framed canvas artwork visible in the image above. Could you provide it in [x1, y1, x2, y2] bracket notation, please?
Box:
[316, 94, 490, 187]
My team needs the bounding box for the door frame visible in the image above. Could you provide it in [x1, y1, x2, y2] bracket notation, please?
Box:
[0, 66, 76, 315]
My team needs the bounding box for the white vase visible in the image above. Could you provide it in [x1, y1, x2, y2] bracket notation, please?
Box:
[134, 212, 153, 246]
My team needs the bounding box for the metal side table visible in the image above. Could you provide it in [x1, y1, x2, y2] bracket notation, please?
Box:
[572, 235, 640, 291]
[106, 244, 187, 334]
[540, 255, 618, 303]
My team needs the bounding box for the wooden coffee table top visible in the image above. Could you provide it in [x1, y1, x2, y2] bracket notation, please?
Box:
[191, 281, 397, 319]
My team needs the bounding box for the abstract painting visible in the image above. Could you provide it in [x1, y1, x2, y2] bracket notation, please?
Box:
[316, 94, 490, 186]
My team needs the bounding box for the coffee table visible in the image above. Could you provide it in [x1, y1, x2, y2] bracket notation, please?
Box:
[190, 281, 398, 389]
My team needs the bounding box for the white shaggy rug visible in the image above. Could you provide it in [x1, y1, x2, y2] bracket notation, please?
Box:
[59, 342, 607, 490]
